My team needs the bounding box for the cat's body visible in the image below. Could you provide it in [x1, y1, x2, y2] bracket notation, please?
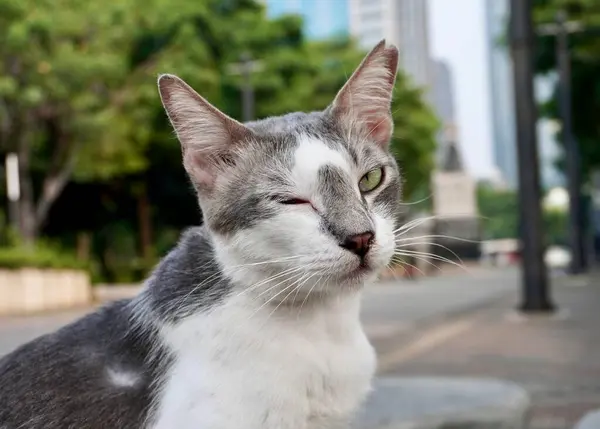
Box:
[0, 41, 401, 428]
[152, 230, 375, 429]
[0, 229, 374, 429]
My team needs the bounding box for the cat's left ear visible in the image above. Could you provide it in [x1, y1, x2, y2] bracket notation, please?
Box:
[329, 40, 398, 148]
[157, 74, 255, 193]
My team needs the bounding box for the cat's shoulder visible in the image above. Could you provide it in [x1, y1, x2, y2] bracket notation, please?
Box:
[0, 299, 163, 429]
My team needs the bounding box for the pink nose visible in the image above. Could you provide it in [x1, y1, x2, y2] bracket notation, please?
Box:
[340, 232, 374, 258]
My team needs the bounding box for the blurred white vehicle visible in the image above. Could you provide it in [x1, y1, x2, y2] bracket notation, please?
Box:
[544, 245, 572, 270]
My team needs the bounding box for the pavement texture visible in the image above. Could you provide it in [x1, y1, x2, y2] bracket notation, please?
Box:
[380, 272, 600, 429]
[353, 377, 530, 429]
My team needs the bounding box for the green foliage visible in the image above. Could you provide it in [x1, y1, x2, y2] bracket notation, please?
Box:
[95, 221, 151, 283]
[477, 184, 520, 240]
[534, 0, 600, 181]
[1, 0, 151, 179]
[0, 212, 89, 270]
[0, 242, 89, 271]
[543, 207, 568, 246]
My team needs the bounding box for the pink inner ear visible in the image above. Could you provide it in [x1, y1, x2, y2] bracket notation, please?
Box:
[364, 115, 393, 147]
[184, 152, 218, 190]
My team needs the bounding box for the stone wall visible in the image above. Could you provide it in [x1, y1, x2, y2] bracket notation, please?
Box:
[0, 268, 92, 315]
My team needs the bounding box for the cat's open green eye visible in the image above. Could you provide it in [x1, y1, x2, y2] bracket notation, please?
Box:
[358, 167, 384, 193]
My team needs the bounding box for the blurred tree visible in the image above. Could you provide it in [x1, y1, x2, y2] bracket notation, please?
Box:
[0, 0, 154, 243]
[477, 182, 568, 245]
[534, 0, 600, 181]
[543, 207, 569, 246]
[477, 183, 520, 240]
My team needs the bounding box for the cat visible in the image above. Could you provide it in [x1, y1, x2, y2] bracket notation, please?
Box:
[0, 40, 401, 429]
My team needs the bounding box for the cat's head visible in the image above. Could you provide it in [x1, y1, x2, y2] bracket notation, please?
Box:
[158, 40, 401, 302]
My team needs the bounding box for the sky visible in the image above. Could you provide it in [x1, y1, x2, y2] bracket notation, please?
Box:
[427, 0, 495, 178]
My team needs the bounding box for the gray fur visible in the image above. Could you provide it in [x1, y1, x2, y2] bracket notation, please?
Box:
[205, 111, 399, 237]
[0, 42, 403, 428]
[0, 114, 401, 429]
[318, 165, 373, 243]
[0, 300, 169, 429]
[138, 227, 233, 322]
[205, 111, 344, 236]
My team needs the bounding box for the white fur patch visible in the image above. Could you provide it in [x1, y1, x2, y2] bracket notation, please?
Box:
[291, 135, 351, 200]
[150, 293, 375, 429]
[371, 212, 396, 269]
[106, 367, 140, 388]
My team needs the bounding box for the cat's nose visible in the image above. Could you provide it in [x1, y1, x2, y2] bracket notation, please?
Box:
[340, 232, 374, 258]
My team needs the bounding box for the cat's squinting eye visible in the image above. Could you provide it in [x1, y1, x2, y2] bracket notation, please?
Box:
[359, 167, 384, 193]
[280, 198, 311, 205]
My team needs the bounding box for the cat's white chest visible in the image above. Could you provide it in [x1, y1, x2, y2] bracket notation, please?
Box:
[149, 296, 376, 429]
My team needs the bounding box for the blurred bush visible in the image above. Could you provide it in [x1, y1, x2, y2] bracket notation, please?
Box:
[0, 244, 89, 271]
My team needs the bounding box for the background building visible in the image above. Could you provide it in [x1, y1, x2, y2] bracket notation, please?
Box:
[264, 0, 349, 40]
[431, 59, 466, 170]
[431, 60, 455, 126]
[265, 0, 434, 93]
[485, 0, 518, 189]
[349, 0, 432, 90]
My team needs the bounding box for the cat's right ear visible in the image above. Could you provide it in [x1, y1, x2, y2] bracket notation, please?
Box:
[329, 40, 398, 149]
[157, 74, 253, 191]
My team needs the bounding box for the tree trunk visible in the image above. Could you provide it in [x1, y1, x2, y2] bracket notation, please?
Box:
[17, 117, 36, 247]
[33, 123, 74, 233]
[35, 160, 73, 231]
[76, 232, 91, 261]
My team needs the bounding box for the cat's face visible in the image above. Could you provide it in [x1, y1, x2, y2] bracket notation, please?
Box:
[159, 40, 401, 301]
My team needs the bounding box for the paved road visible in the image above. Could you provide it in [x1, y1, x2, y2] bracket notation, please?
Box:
[0, 268, 517, 358]
[381, 273, 600, 429]
[361, 268, 518, 342]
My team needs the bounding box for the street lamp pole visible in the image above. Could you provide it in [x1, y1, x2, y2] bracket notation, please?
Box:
[555, 11, 586, 274]
[510, 0, 554, 312]
[227, 52, 263, 123]
[239, 52, 255, 122]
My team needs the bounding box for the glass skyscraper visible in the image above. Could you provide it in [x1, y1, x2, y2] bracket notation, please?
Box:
[265, 0, 349, 40]
[486, 0, 518, 189]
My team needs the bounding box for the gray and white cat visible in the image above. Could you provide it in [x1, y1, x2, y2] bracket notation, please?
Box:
[0, 40, 401, 429]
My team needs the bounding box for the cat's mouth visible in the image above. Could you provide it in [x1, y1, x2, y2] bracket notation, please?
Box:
[340, 260, 374, 282]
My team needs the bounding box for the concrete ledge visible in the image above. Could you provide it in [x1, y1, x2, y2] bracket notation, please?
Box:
[0, 268, 91, 315]
[353, 377, 531, 429]
[574, 410, 600, 429]
[93, 284, 141, 303]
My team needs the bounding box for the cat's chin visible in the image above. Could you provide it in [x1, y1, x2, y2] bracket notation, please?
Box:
[336, 262, 380, 285]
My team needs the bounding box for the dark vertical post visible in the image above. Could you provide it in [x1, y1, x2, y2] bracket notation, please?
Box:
[556, 10, 586, 274]
[592, 170, 600, 265]
[240, 52, 255, 122]
[510, 0, 554, 312]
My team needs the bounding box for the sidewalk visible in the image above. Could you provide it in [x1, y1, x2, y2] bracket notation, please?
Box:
[362, 267, 517, 345]
[380, 272, 600, 429]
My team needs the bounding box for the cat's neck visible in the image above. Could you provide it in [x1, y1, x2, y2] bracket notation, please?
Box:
[136, 226, 364, 326]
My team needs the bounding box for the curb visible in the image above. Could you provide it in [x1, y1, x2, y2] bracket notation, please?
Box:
[353, 377, 532, 429]
[575, 410, 600, 429]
